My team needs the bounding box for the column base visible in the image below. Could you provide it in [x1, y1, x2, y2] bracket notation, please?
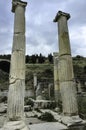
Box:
[61, 115, 86, 127]
[2, 120, 30, 130]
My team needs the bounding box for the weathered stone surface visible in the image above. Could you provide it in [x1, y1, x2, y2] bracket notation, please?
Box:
[12, 34, 25, 51]
[36, 83, 46, 100]
[54, 11, 78, 116]
[60, 81, 78, 115]
[54, 11, 71, 56]
[2, 120, 29, 130]
[9, 51, 25, 80]
[8, 0, 27, 118]
[3, 1, 28, 129]
[58, 55, 74, 82]
[61, 115, 84, 127]
[33, 73, 37, 89]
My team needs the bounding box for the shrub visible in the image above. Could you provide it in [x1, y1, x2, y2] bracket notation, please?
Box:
[24, 97, 34, 107]
[0, 96, 7, 103]
[38, 112, 55, 122]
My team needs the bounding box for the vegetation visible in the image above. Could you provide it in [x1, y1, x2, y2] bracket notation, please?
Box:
[78, 95, 86, 115]
[0, 54, 86, 91]
[0, 96, 7, 103]
[0, 54, 86, 116]
[73, 55, 86, 90]
[38, 112, 55, 122]
[24, 97, 34, 107]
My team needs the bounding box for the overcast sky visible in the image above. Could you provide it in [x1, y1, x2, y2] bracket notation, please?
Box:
[0, 0, 86, 57]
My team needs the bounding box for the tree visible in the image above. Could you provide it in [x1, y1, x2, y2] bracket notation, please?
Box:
[31, 55, 36, 63]
[48, 53, 53, 63]
[25, 55, 30, 63]
[38, 53, 45, 63]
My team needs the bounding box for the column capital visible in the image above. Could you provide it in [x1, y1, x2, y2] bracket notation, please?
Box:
[12, 0, 27, 13]
[53, 11, 70, 22]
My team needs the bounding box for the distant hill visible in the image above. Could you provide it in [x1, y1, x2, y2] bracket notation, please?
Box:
[0, 55, 86, 91]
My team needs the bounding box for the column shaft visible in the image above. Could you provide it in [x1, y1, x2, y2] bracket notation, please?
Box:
[33, 73, 37, 89]
[7, 1, 27, 120]
[54, 11, 78, 116]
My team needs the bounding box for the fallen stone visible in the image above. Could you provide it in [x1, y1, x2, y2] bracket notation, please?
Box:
[61, 115, 86, 127]
[29, 122, 67, 130]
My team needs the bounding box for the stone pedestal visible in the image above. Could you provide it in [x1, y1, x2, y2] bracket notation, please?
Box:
[53, 11, 78, 116]
[3, 0, 29, 130]
[3, 121, 29, 130]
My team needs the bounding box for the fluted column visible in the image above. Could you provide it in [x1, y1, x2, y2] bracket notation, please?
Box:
[53, 52, 60, 104]
[2, 1, 30, 130]
[7, 0, 27, 121]
[54, 11, 78, 116]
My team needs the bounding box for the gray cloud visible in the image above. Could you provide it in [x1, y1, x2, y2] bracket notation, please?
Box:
[0, 0, 86, 56]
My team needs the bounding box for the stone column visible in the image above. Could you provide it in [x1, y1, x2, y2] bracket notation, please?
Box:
[53, 11, 78, 116]
[36, 83, 45, 100]
[48, 83, 54, 100]
[3, 0, 29, 130]
[77, 81, 82, 93]
[33, 73, 37, 89]
[53, 52, 60, 104]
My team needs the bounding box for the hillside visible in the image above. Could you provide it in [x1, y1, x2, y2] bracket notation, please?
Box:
[0, 55, 86, 90]
[25, 63, 53, 90]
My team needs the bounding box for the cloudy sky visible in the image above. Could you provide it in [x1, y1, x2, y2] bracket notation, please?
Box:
[0, 0, 86, 57]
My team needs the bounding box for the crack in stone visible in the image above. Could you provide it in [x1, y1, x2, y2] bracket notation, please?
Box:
[9, 77, 24, 85]
[12, 49, 24, 52]
[14, 32, 24, 35]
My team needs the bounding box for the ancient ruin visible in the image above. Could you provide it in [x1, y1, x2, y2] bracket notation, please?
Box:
[0, 0, 86, 129]
[33, 73, 37, 90]
[53, 52, 60, 105]
[36, 83, 45, 100]
[3, 0, 29, 130]
[53, 11, 83, 125]
[53, 11, 78, 116]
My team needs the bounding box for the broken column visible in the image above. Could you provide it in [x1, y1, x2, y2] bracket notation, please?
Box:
[53, 52, 60, 104]
[36, 82, 45, 100]
[77, 81, 82, 93]
[53, 11, 78, 116]
[3, 0, 29, 130]
[48, 83, 54, 100]
[33, 73, 37, 89]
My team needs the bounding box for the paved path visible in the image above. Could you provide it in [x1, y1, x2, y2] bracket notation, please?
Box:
[29, 122, 67, 130]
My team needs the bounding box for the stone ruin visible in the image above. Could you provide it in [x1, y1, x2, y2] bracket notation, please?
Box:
[53, 11, 83, 125]
[3, 0, 29, 129]
[1, 0, 86, 129]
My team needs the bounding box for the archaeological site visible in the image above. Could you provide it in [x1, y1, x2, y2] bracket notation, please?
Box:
[0, 0, 86, 130]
